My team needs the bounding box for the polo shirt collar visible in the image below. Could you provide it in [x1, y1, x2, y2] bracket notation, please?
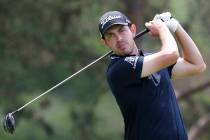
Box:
[110, 50, 144, 60]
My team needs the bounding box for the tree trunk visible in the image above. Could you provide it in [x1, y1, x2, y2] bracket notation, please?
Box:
[122, 0, 146, 31]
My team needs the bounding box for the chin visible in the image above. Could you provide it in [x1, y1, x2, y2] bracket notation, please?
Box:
[123, 49, 133, 55]
[115, 48, 133, 56]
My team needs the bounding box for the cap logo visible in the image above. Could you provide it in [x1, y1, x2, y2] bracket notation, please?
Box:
[100, 15, 122, 29]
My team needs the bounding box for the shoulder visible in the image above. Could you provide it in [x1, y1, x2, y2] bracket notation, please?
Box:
[107, 55, 144, 81]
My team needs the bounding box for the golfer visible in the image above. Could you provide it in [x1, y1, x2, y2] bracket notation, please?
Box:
[98, 11, 206, 140]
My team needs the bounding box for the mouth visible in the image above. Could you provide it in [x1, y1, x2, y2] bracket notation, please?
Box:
[116, 42, 128, 50]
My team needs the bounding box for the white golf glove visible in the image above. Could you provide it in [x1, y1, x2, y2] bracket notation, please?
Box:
[153, 12, 179, 33]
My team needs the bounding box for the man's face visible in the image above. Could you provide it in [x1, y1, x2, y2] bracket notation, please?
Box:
[102, 24, 137, 56]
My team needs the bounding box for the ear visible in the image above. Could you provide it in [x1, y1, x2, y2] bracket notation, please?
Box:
[100, 38, 107, 46]
[130, 24, 137, 37]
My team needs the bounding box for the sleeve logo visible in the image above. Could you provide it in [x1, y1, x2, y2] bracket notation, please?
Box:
[124, 56, 139, 69]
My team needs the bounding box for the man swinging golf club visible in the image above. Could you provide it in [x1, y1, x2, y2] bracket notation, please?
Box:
[3, 11, 206, 139]
[3, 11, 149, 135]
[99, 11, 206, 140]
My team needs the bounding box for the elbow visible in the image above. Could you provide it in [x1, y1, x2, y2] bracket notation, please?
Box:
[173, 50, 179, 61]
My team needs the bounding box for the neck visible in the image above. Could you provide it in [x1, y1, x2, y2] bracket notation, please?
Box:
[130, 44, 139, 55]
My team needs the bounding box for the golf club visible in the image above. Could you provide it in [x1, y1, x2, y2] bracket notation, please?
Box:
[3, 28, 149, 134]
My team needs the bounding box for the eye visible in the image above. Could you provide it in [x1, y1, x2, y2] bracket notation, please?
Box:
[104, 33, 114, 40]
[119, 27, 127, 33]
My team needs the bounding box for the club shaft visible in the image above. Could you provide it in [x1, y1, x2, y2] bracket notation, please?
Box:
[134, 28, 149, 39]
[12, 51, 112, 115]
[11, 28, 149, 115]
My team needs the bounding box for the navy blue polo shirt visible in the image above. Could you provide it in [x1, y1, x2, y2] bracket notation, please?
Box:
[106, 51, 188, 140]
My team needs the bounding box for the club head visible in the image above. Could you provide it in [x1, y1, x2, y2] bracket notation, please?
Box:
[3, 113, 15, 134]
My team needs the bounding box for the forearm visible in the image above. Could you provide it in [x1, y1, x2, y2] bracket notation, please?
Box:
[159, 26, 179, 56]
[175, 24, 206, 68]
[142, 21, 179, 77]
[152, 11, 206, 78]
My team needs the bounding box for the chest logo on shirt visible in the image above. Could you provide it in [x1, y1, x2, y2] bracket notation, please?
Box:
[148, 73, 161, 86]
[124, 56, 138, 69]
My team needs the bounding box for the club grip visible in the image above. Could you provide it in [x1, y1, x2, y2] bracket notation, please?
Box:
[134, 28, 149, 39]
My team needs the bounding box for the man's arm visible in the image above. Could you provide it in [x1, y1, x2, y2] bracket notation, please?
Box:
[171, 24, 206, 79]
[152, 12, 206, 79]
[141, 19, 179, 78]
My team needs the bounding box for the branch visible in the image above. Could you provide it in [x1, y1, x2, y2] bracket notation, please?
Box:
[176, 80, 210, 101]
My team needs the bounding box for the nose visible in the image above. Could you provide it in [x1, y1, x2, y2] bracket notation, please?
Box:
[115, 33, 122, 42]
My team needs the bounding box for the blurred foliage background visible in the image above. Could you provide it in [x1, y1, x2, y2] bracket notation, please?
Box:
[0, 0, 209, 140]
